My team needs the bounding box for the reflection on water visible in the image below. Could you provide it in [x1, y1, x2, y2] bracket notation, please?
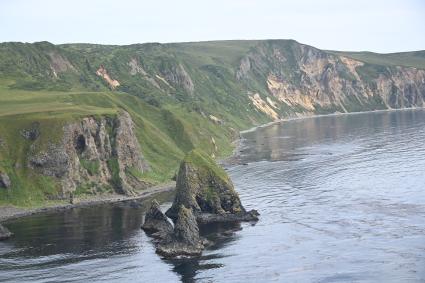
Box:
[1, 109, 425, 282]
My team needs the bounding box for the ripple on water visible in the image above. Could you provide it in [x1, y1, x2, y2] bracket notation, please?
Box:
[1, 110, 425, 282]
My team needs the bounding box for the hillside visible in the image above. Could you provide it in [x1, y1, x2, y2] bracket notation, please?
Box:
[330, 50, 425, 69]
[0, 39, 424, 206]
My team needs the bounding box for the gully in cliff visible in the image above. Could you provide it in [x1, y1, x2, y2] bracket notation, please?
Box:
[142, 149, 258, 258]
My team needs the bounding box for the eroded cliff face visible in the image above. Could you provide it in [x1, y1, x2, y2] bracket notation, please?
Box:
[159, 63, 194, 94]
[29, 111, 149, 197]
[237, 41, 425, 119]
[96, 65, 121, 89]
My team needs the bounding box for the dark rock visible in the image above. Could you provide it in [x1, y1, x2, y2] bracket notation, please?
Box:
[20, 122, 40, 141]
[0, 172, 11, 189]
[166, 149, 259, 224]
[69, 192, 74, 204]
[29, 144, 69, 178]
[127, 200, 142, 208]
[196, 209, 260, 224]
[157, 205, 204, 257]
[0, 224, 13, 240]
[142, 200, 173, 237]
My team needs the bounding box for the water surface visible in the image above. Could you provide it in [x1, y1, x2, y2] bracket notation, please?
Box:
[1, 109, 425, 282]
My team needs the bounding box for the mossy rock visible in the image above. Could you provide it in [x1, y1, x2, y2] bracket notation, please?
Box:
[166, 149, 247, 221]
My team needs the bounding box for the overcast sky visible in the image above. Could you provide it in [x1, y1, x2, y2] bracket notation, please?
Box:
[1, 0, 424, 53]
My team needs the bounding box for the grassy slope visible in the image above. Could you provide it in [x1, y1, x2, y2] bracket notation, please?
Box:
[0, 78, 235, 206]
[0, 41, 265, 206]
[1, 40, 424, 206]
[329, 50, 425, 69]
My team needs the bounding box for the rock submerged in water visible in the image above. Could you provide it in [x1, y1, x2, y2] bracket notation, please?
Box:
[156, 205, 204, 257]
[141, 200, 173, 238]
[0, 224, 13, 241]
[165, 149, 259, 224]
[142, 201, 204, 257]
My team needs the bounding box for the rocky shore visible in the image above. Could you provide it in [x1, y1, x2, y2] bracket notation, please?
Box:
[0, 182, 175, 223]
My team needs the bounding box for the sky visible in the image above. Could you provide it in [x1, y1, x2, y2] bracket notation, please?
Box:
[0, 0, 424, 53]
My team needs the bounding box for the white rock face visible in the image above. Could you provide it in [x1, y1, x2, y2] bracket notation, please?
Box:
[237, 41, 425, 113]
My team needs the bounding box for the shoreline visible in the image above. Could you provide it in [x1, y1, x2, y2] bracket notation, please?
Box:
[2, 106, 424, 223]
[0, 182, 175, 223]
[222, 106, 425, 166]
[240, 106, 425, 134]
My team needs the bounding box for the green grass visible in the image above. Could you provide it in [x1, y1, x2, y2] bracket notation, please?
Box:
[329, 50, 425, 69]
[75, 182, 113, 196]
[0, 39, 423, 207]
[0, 82, 237, 206]
[183, 149, 230, 183]
[80, 159, 100, 176]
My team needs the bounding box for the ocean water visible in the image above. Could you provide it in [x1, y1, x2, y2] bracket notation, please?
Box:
[1, 109, 424, 282]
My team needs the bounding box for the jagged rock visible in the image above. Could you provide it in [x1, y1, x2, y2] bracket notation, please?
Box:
[28, 111, 150, 197]
[157, 205, 204, 257]
[0, 172, 11, 189]
[142, 200, 173, 237]
[114, 111, 150, 194]
[166, 149, 259, 224]
[0, 224, 13, 240]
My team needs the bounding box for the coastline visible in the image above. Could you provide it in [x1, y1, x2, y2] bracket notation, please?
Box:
[240, 106, 425, 134]
[0, 182, 175, 223]
[2, 106, 424, 223]
[222, 106, 425, 166]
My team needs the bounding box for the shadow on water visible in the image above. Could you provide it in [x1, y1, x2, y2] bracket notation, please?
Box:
[1, 188, 257, 282]
[166, 256, 224, 283]
[165, 221, 257, 283]
[1, 191, 174, 261]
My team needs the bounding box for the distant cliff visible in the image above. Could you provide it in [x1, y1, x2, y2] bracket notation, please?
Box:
[1, 39, 424, 123]
[236, 41, 425, 119]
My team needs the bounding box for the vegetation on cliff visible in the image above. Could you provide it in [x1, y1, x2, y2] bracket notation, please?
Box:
[0, 39, 424, 206]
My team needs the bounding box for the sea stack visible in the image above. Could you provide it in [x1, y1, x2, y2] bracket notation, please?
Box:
[166, 149, 259, 224]
[0, 224, 13, 241]
[142, 201, 205, 257]
[156, 205, 205, 257]
[142, 149, 258, 258]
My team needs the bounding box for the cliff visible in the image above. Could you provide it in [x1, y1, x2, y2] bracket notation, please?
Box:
[236, 41, 425, 118]
[0, 110, 151, 204]
[29, 111, 150, 196]
[0, 39, 424, 206]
